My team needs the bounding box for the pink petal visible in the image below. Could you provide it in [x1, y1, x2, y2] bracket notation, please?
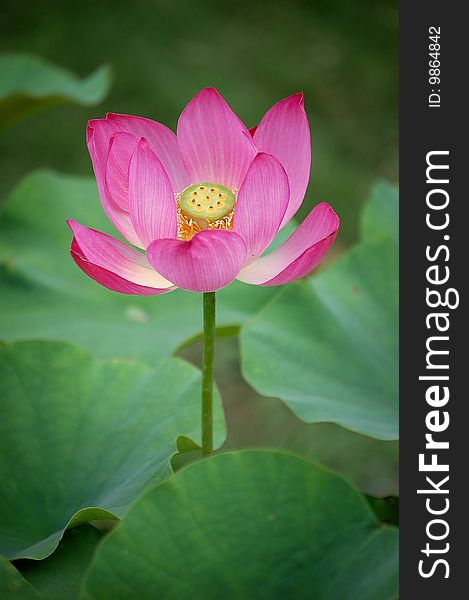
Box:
[234, 153, 289, 264]
[68, 220, 174, 295]
[70, 240, 172, 295]
[237, 202, 339, 286]
[107, 113, 190, 192]
[253, 93, 311, 227]
[177, 87, 257, 189]
[87, 120, 142, 247]
[128, 139, 178, 248]
[105, 131, 139, 211]
[249, 125, 258, 137]
[147, 230, 247, 292]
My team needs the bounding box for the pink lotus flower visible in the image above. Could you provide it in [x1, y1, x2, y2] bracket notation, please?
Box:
[68, 88, 339, 294]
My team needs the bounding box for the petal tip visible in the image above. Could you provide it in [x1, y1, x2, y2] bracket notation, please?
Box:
[132, 136, 158, 163]
[136, 136, 150, 150]
[277, 92, 307, 115]
[318, 202, 341, 228]
[87, 118, 105, 130]
[183, 86, 223, 110]
[86, 118, 110, 143]
[86, 121, 95, 143]
[66, 218, 80, 234]
[106, 112, 143, 122]
[202, 85, 220, 96]
[252, 151, 290, 182]
[288, 92, 306, 113]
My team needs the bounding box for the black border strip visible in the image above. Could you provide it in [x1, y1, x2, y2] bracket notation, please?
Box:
[400, 2, 466, 595]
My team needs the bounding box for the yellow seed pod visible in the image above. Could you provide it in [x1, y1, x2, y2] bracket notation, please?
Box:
[179, 182, 236, 222]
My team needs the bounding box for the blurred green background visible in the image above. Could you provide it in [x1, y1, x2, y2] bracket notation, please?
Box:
[0, 0, 397, 243]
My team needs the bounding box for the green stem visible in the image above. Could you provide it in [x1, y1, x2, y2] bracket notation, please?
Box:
[201, 291, 216, 456]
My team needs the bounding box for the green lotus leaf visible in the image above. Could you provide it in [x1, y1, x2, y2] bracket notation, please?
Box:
[182, 337, 398, 496]
[366, 496, 399, 527]
[0, 341, 225, 560]
[0, 556, 39, 600]
[16, 526, 103, 600]
[240, 183, 398, 440]
[0, 170, 283, 363]
[176, 389, 399, 497]
[80, 450, 398, 599]
[0, 53, 111, 127]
